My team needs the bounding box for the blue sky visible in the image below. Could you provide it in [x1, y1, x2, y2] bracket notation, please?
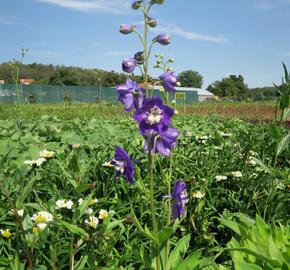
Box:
[0, 0, 290, 88]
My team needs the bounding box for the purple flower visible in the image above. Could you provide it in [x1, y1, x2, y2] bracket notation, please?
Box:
[116, 79, 145, 112]
[110, 146, 135, 185]
[120, 24, 135, 34]
[132, 0, 143, 10]
[122, 58, 137, 73]
[147, 17, 157, 28]
[154, 34, 171, 45]
[144, 128, 179, 157]
[133, 96, 174, 135]
[165, 180, 189, 220]
[160, 71, 178, 92]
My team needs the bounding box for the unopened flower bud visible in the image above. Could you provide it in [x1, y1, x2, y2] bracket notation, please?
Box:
[169, 58, 175, 63]
[122, 58, 136, 73]
[154, 34, 171, 45]
[147, 17, 157, 28]
[119, 24, 135, 34]
[176, 81, 181, 87]
[132, 0, 143, 10]
[154, 53, 159, 57]
[167, 67, 173, 71]
[150, 0, 165, 5]
[134, 51, 145, 65]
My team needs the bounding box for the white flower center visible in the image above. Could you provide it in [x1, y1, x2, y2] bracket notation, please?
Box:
[146, 106, 163, 125]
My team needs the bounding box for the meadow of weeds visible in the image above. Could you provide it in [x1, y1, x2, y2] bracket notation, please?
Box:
[0, 106, 289, 269]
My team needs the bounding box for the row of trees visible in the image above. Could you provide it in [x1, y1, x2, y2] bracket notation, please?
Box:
[0, 62, 279, 99]
[176, 70, 278, 99]
[0, 62, 145, 87]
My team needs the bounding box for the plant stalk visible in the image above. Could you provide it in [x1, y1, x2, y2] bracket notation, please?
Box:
[147, 134, 161, 270]
[69, 234, 75, 270]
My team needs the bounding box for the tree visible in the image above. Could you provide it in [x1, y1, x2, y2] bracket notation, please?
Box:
[48, 68, 80, 86]
[207, 75, 248, 97]
[178, 70, 203, 88]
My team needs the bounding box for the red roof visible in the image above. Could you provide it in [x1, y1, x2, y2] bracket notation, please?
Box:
[20, 79, 34, 85]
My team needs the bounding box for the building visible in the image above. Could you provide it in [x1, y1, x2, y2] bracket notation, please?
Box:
[20, 79, 34, 85]
[194, 88, 214, 102]
[0, 80, 4, 84]
[154, 86, 213, 103]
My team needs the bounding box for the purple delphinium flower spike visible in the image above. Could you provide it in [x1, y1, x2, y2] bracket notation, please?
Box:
[154, 34, 171, 45]
[110, 146, 135, 185]
[165, 180, 188, 220]
[122, 58, 137, 73]
[120, 24, 135, 34]
[116, 79, 145, 112]
[133, 96, 174, 135]
[144, 128, 179, 157]
[159, 71, 178, 92]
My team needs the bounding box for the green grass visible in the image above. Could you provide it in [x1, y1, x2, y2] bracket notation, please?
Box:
[0, 103, 288, 269]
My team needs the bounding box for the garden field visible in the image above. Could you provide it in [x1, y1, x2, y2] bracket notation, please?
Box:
[0, 103, 289, 269]
[0, 101, 283, 120]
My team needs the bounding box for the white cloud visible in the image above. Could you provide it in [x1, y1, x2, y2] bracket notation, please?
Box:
[35, 0, 130, 14]
[105, 51, 131, 57]
[0, 16, 25, 25]
[152, 24, 228, 43]
[254, 0, 290, 11]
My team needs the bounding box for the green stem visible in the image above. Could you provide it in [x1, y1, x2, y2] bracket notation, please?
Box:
[147, 134, 161, 270]
[164, 154, 173, 268]
[143, 5, 149, 97]
[69, 234, 75, 270]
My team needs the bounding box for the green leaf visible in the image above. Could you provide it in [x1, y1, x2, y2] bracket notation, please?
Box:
[75, 183, 91, 194]
[220, 218, 242, 236]
[282, 108, 290, 122]
[277, 133, 290, 157]
[61, 131, 83, 145]
[54, 220, 89, 239]
[106, 220, 125, 232]
[279, 94, 289, 110]
[158, 227, 175, 250]
[75, 256, 88, 270]
[282, 62, 289, 83]
[131, 211, 156, 243]
[16, 177, 36, 206]
[167, 234, 191, 269]
[144, 224, 156, 243]
[22, 213, 32, 231]
[267, 125, 281, 140]
[76, 193, 94, 221]
[233, 261, 263, 270]
[251, 157, 272, 174]
[175, 249, 203, 270]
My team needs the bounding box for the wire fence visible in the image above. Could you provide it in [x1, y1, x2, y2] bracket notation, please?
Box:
[0, 84, 199, 104]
